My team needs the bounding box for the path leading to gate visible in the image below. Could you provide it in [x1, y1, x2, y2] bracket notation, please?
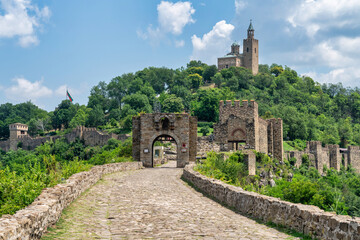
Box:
[42, 161, 298, 239]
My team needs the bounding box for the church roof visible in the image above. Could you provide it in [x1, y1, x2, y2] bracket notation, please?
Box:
[232, 42, 240, 47]
[248, 20, 254, 31]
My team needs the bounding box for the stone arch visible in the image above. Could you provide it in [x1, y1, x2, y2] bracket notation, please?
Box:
[149, 131, 181, 167]
[132, 113, 197, 168]
[231, 128, 246, 137]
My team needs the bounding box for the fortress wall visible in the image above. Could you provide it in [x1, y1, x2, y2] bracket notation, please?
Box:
[348, 146, 360, 174]
[0, 140, 9, 152]
[189, 116, 198, 162]
[258, 118, 268, 154]
[0, 126, 128, 152]
[285, 141, 360, 173]
[0, 162, 143, 239]
[287, 151, 304, 167]
[269, 118, 283, 161]
[328, 144, 341, 171]
[218, 100, 258, 124]
[197, 136, 220, 156]
[183, 164, 360, 239]
[132, 117, 141, 162]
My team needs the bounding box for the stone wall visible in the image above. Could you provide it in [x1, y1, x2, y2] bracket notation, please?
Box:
[183, 164, 360, 239]
[348, 146, 360, 174]
[0, 162, 143, 239]
[0, 126, 129, 152]
[286, 141, 360, 174]
[197, 136, 220, 157]
[132, 113, 197, 168]
[214, 100, 283, 160]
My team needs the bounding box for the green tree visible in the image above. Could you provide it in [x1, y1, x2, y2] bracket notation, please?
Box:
[108, 76, 129, 110]
[270, 65, 284, 77]
[212, 72, 224, 88]
[162, 95, 184, 113]
[69, 107, 88, 128]
[123, 93, 152, 113]
[86, 105, 105, 127]
[188, 73, 203, 90]
[203, 65, 218, 82]
[52, 100, 78, 130]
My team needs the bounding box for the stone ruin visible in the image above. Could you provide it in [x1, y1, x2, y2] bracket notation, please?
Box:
[286, 141, 360, 174]
[213, 100, 283, 161]
[0, 124, 129, 152]
[132, 113, 197, 168]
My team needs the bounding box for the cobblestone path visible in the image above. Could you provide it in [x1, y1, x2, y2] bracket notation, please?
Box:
[42, 161, 298, 240]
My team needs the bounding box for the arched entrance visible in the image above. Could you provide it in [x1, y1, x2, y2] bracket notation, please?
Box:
[132, 113, 197, 168]
[152, 135, 178, 167]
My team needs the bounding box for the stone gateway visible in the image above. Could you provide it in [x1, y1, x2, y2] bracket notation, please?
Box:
[132, 113, 197, 168]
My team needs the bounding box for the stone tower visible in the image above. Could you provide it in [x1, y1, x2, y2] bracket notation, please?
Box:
[9, 123, 28, 150]
[231, 42, 240, 55]
[217, 20, 259, 75]
[243, 20, 259, 75]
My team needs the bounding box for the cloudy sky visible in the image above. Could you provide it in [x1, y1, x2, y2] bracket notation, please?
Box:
[0, 0, 360, 111]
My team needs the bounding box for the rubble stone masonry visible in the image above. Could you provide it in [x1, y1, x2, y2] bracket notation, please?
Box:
[286, 141, 360, 174]
[214, 100, 283, 161]
[0, 162, 143, 240]
[183, 164, 360, 239]
[132, 113, 197, 168]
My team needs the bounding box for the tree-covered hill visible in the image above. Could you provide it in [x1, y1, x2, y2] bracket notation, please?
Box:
[1, 61, 360, 147]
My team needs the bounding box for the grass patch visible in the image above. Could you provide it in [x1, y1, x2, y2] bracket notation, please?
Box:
[283, 141, 297, 151]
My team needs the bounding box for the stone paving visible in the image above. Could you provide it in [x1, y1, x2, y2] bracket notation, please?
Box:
[42, 161, 299, 239]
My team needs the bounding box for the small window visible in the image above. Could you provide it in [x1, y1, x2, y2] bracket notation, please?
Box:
[225, 65, 229, 68]
[21, 131, 25, 135]
[247, 47, 249, 52]
[255, 48, 256, 53]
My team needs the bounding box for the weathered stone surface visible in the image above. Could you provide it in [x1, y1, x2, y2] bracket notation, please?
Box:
[0, 162, 143, 239]
[183, 163, 360, 240]
[42, 161, 297, 239]
[132, 113, 197, 168]
[214, 100, 283, 161]
[0, 125, 129, 152]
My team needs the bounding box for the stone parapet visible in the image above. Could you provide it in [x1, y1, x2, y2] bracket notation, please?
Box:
[0, 162, 143, 239]
[183, 164, 360, 239]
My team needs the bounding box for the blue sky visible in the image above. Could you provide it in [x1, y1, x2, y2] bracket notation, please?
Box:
[1, 0, 360, 111]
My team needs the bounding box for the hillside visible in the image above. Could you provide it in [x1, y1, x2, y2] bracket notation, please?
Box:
[1, 61, 360, 148]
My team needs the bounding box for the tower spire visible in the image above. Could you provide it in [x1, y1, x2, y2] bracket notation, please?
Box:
[247, 19, 254, 39]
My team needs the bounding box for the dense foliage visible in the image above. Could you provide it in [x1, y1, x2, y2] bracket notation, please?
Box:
[0, 138, 132, 216]
[2, 61, 360, 147]
[195, 151, 360, 217]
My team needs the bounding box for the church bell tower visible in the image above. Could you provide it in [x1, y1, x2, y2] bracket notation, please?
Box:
[243, 20, 259, 75]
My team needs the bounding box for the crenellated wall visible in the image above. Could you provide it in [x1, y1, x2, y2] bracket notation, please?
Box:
[214, 100, 283, 161]
[0, 162, 143, 239]
[0, 126, 129, 152]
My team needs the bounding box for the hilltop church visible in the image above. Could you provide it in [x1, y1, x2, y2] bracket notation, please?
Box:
[218, 20, 259, 75]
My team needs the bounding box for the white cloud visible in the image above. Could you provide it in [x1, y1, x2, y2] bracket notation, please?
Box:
[0, 0, 51, 47]
[287, 36, 360, 86]
[139, 1, 195, 45]
[174, 39, 185, 47]
[287, 0, 360, 37]
[6, 77, 53, 101]
[304, 67, 360, 86]
[191, 20, 234, 64]
[157, 1, 195, 35]
[235, 0, 247, 14]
